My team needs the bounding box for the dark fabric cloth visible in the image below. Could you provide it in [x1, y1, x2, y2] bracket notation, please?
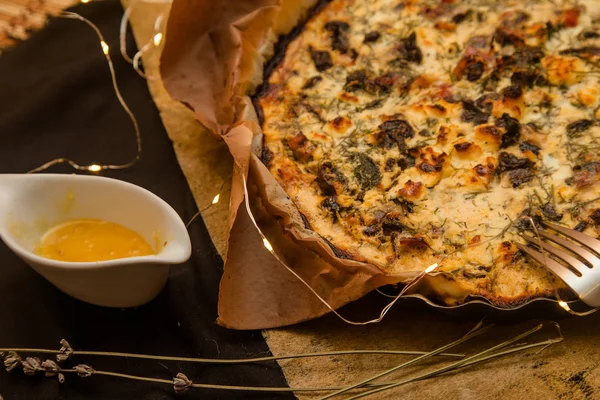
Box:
[0, 1, 292, 399]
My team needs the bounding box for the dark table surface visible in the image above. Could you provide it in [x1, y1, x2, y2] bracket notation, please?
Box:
[0, 1, 292, 399]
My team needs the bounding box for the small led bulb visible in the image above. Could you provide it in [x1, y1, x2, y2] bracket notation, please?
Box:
[153, 33, 163, 46]
[558, 300, 571, 312]
[425, 263, 438, 273]
[263, 238, 273, 252]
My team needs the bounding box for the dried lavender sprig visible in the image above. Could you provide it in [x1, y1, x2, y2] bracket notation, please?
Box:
[0, 343, 464, 364]
[0, 352, 450, 393]
[0, 351, 421, 393]
[319, 321, 491, 400]
[87, 370, 332, 393]
[34, 366, 366, 392]
[56, 369, 412, 393]
[346, 323, 549, 400]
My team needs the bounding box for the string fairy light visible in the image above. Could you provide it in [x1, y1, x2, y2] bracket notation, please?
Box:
[28, 10, 142, 174]
[1, 3, 589, 396]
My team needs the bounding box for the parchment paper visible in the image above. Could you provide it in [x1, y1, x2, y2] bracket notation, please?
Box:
[124, 2, 600, 398]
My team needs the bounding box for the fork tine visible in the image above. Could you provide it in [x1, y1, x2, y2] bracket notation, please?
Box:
[515, 242, 581, 288]
[543, 221, 600, 254]
[538, 230, 600, 269]
[522, 235, 590, 275]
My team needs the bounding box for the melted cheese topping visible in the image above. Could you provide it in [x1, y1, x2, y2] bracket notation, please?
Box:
[37, 219, 154, 262]
[258, 0, 600, 305]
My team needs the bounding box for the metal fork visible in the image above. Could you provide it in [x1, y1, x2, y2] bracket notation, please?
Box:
[515, 221, 600, 308]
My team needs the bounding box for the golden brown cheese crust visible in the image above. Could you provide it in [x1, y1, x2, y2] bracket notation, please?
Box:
[257, 0, 600, 306]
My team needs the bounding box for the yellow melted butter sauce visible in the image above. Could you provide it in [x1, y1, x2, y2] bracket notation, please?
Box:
[36, 219, 154, 262]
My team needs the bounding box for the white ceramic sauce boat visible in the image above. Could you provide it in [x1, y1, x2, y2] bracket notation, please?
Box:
[0, 174, 191, 307]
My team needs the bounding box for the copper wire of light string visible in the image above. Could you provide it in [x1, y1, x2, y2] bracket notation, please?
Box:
[119, 0, 138, 64]
[131, 15, 165, 79]
[132, 40, 151, 78]
[119, 0, 166, 78]
[241, 173, 440, 326]
[28, 11, 142, 174]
